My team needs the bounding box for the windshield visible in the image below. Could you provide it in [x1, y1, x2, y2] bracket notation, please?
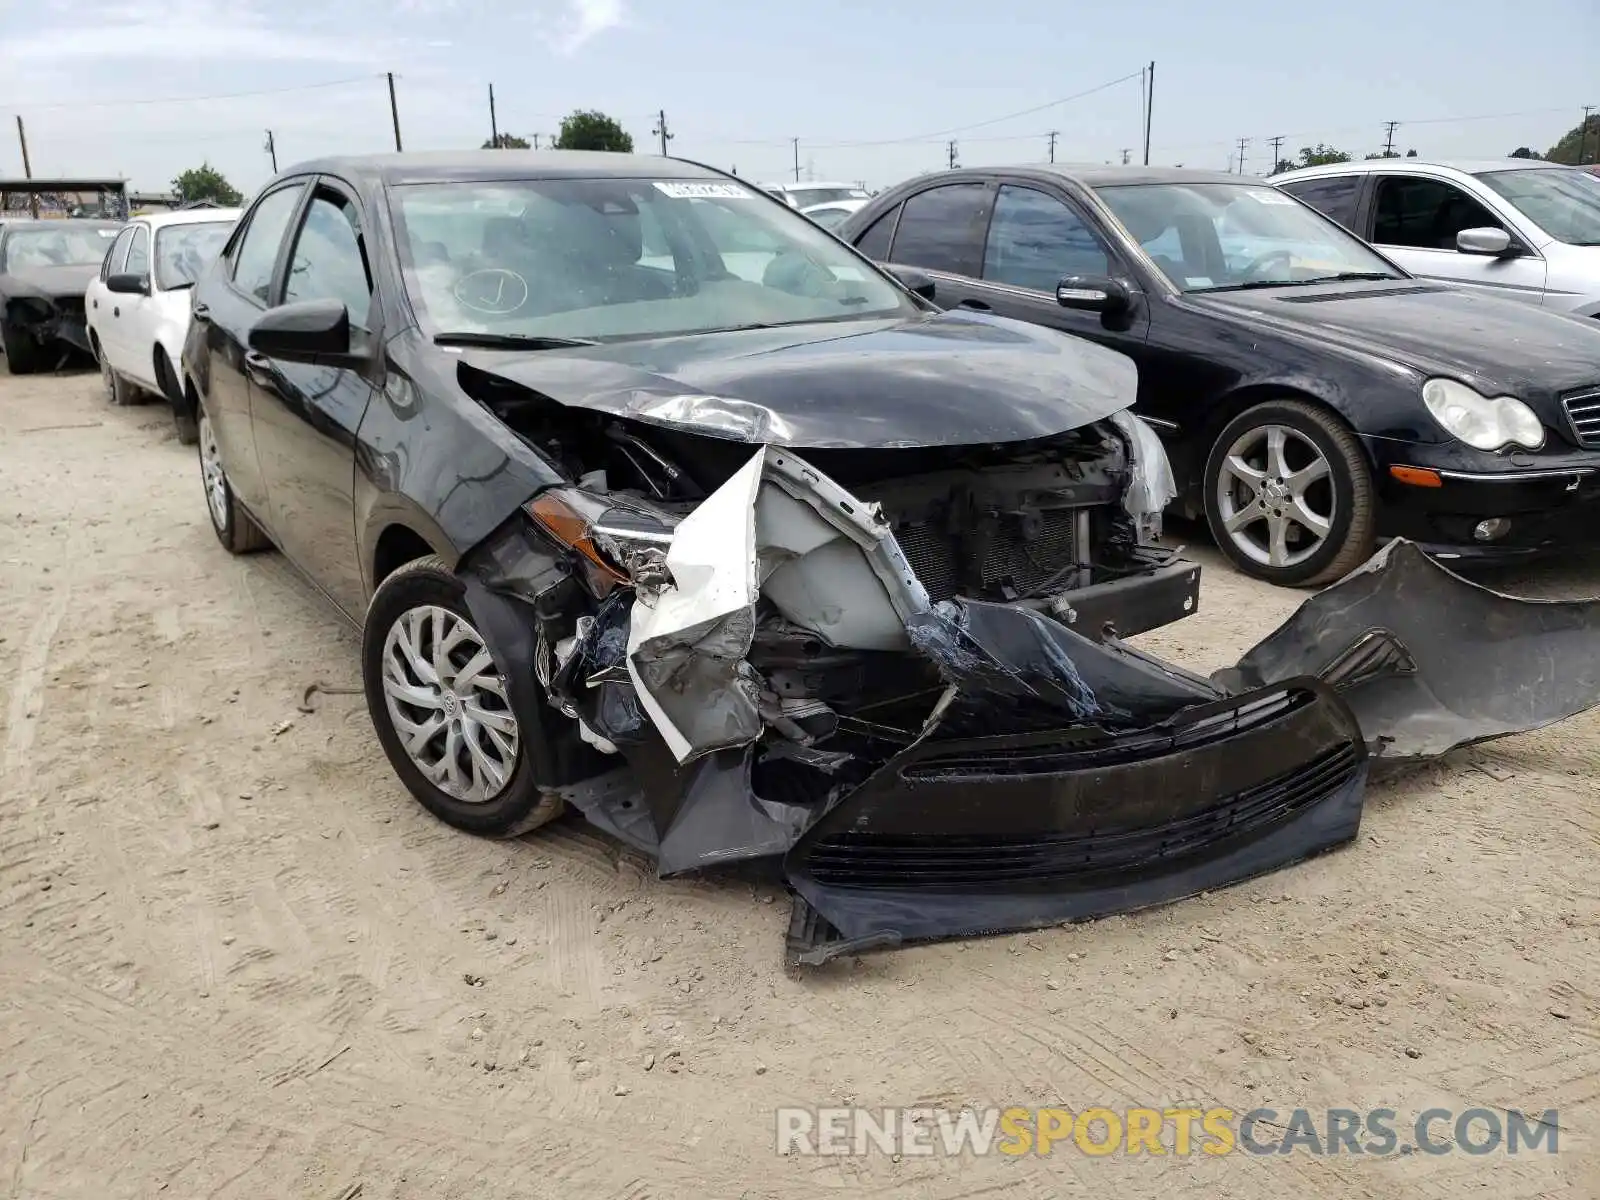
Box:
[392, 177, 910, 341]
[1094, 182, 1403, 292]
[154, 221, 233, 289]
[1, 225, 122, 271]
[1477, 168, 1600, 246]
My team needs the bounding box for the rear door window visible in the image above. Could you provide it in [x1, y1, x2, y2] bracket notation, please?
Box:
[887, 184, 990, 276]
[1277, 175, 1362, 231]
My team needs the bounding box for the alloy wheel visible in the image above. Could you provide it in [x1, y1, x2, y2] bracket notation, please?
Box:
[198, 413, 229, 532]
[380, 605, 520, 804]
[1214, 424, 1335, 569]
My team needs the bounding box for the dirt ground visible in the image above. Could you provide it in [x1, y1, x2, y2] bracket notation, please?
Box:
[2, 363, 1598, 1199]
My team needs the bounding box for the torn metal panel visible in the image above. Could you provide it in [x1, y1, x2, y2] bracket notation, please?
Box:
[1220, 539, 1600, 760]
[626, 450, 766, 762]
[1108, 410, 1176, 541]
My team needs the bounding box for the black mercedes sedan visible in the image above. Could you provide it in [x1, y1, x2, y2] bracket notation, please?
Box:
[838, 166, 1600, 586]
[178, 152, 1600, 963]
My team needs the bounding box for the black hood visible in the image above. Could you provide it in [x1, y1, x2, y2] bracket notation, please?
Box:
[458, 311, 1137, 448]
[0, 262, 100, 300]
[1190, 282, 1600, 398]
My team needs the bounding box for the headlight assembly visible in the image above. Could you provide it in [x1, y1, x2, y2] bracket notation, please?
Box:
[1421, 378, 1545, 451]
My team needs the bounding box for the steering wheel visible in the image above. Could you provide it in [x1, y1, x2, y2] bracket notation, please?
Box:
[451, 267, 530, 317]
[1239, 249, 1296, 281]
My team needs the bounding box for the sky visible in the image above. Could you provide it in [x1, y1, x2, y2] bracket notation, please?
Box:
[0, 0, 1596, 197]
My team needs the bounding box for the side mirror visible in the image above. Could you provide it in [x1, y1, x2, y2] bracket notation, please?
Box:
[247, 299, 364, 366]
[886, 265, 937, 301]
[1056, 275, 1131, 314]
[106, 272, 149, 296]
[1456, 227, 1514, 257]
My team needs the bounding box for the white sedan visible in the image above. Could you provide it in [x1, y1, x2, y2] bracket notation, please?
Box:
[86, 207, 240, 441]
[801, 198, 868, 232]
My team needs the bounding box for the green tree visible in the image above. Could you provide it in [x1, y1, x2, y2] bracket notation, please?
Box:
[482, 133, 531, 149]
[1297, 143, 1352, 167]
[171, 162, 243, 206]
[1509, 146, 1542, 159]
[1544, 115, 1600, 165]
[1272, 158, 1296, 175]
[553, 110, 634, 153]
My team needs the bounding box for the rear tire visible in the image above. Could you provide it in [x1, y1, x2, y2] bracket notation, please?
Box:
[1, 321, 42, 375]
[97, 339, 139, 405]
[363, 555, 565, 838]
[197, 407, 271, 554]
[1203, 399, 1375, 588]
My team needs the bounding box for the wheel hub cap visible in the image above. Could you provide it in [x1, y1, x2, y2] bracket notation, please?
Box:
[380, 604, 520, 804]
[198, 415, 229, 531]
[1215, 423, 1336, 570]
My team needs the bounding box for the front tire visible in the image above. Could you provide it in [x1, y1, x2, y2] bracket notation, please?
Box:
[362, 556, 564, 837]
[197, 407, 271, 554]
[1203, 399, 1375, 587]
[1, 321, 42, 375]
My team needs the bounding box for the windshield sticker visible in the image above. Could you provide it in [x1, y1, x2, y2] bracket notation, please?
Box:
[653, 182, 752, 199]
[1247, 189, 1296, 205]
[99, 228, 119, 237]
[1185, 276, 1214, 288]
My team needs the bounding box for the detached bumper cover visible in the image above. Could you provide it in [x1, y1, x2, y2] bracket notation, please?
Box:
[786, 679, 1366, 964]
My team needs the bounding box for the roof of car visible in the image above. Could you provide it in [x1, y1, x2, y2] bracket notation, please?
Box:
[895, 164, 1255, 189]
[0, 218, 124, 231]
[1273, 158, 1564, 181]
[129, 207, 243, 229]
[276, 151, 729, 188]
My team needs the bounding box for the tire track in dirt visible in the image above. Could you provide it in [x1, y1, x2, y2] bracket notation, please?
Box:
[1, 598, 68, 790]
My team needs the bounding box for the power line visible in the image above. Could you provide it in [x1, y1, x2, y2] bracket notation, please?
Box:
[0, 74, 381, 112]
[814, 69, 1144, 149]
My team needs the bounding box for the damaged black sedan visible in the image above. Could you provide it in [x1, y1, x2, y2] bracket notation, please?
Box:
[0, 218, 124, 372]
[182, 152, 1600, 964]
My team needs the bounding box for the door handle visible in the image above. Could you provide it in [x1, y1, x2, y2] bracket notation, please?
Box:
[244, 350, 271, 371]
[92, 298, 98, 309]
[958, 298, 992, 311]
[192, 302, 211, 322]
[112, 306, 120, 318]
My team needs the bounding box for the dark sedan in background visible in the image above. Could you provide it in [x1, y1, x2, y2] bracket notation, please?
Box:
[0, 218, 124, 372]
[838, 166, 1600, 586]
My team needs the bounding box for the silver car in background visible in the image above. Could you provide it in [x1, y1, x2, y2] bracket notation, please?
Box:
[1273, 158, 1600, 318]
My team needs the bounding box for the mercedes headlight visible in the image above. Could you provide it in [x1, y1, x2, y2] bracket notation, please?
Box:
[1421, 378, 1544, 451]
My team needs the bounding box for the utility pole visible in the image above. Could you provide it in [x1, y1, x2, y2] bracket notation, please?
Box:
[386, 72, 403, 152]
[1235, 136, 1250, 174]
[1382, 120, 1399, 158]
[947, 140, 959, 169]
[791, 138, 800, 182]
[1047, 130, 1058, 163]
[1142, 60, 1154, 165]
[16, 116, 35, 216]
[264, 129, 278, 173]
[652, 109, 673, 156]
[1582, 105, 1596, 165]
[1119, 148, 1132, 165]
[488, 83, 499, 148]
[1267, 134, 1284, 173]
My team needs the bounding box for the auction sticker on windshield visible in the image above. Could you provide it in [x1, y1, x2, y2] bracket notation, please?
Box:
[653, 182, 752, 199]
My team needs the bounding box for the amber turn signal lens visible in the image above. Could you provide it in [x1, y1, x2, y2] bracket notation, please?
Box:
[526, 491, 629, 584]
[1388, 465, 1443, 488]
